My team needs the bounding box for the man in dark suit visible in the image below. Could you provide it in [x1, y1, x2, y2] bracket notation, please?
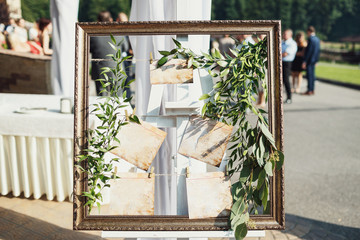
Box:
[302, 26, 320, 95]
[90, 11, 129, 95]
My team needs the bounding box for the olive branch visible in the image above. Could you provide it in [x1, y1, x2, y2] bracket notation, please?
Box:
[76, 35, 139, 213]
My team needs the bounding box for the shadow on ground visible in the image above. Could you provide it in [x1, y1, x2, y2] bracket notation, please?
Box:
[284, 106, 360, 113]
[0, 207, 101, 240]
[284, 213, 360, 240]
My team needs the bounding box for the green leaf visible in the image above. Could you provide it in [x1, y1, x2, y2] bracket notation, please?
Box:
[242, 149, 248, 156]
[100, 67, 111, 73]
[110, 34, 116, 45]
[276, 151, 284, 171]
[239, 212, 249, 224]
[234, 223, 247, 240]
[213, 48, 224, 59]
[255, 147, 263, 166]
[192, 61, 199, 68]
[253, 189, 262, 206]
[262, 182, 269, 209]
[217, 60, 228, 67]
[129, 115, 140, 124]
[239, 165, 251, 184]
[170, 49, 178, 54]
[188, 56, 194, 68]
[173, 38, 182, 48]
[231, 198, 245, 216]
[208, 69, 218, 77]
[157, 56, 168, 67]
[158, 50, 171, 56]
[215, 92, 220, 101]
[220, 68, 230, 77]
[201, 103, 207, 116]
[259, 136, 265, 159]
[264, 161, 273, 176]
[201, 51, 213, 60]
[108, 42, 117, 51]
[213, 82, 222, 89]
[82, 192, 95, 199]
[199, 94, 210, 100]
[259, 122, 276, 148]
[257, 169, 265, 190]
[230, 48, 239, 57]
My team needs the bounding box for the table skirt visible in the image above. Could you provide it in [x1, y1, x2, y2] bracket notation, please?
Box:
[0, 135, 73, 201]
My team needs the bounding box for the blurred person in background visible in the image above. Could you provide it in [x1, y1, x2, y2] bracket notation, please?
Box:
[219, 34, 235, 56]
[281, 29, 297, 104]
[38, 18, 53, 55]
[302, 26, 320, 95]
[28, 19, 39, 42]
[14, 18, 28, 43]
[4, 18, 15, 35]
[291, 31, 307, 93]
[7, 33, 30, 52]
[27, 19, 43, 55]
[236, 34, 255, 49]
[117, 12, 128, 22]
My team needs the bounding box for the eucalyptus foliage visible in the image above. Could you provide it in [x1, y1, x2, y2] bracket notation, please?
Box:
[76, 35, 139, 213]
[158, 38, 284, 240]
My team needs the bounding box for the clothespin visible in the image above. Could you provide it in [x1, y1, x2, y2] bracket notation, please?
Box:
[150, 52, 153, 64]
[112, 166, 118, 179]
[185, 166, 190, 178]
[148, 166, 155, 178]
[225, 165, 229, 176]
[132, 107, 136, 116]
[125, 109, 129, 121]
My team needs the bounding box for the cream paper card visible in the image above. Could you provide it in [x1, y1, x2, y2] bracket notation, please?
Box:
[186, 172, 232, 219]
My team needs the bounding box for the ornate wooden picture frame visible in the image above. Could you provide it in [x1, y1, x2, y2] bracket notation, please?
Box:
[73, 20, 284, 231]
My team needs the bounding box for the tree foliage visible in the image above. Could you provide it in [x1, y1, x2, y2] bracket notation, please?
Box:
[212, 0, 360, 41]
[20, 0, 131, 23]
[21, 0, 50, 22]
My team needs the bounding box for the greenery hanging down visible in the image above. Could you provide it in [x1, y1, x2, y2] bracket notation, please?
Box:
[157, 38, 284, 240]
[76, 36, 138, 213]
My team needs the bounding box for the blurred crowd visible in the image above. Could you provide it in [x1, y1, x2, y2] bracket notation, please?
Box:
[281, 26, 320, 103]
[0, 17, 53, 56]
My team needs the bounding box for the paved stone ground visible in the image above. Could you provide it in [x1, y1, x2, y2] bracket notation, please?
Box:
[1, 80, 360, 239]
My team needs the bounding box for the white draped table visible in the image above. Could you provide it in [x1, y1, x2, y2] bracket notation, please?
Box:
[0, 93, 75, 201]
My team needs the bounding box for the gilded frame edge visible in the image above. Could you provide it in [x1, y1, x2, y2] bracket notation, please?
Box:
[73, 20, 284, 231]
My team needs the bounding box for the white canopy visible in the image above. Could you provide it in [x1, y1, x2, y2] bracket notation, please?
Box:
[50, 0, 79, 96]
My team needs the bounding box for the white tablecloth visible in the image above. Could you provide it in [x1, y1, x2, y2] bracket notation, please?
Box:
[0, 93, 74, 201]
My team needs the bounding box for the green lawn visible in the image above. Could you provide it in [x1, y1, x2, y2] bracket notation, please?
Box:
[316, 62, 360, 86]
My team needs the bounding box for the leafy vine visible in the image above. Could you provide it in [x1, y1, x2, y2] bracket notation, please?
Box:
[157, 37, 284, 239]
[76, 35, 139, 213]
